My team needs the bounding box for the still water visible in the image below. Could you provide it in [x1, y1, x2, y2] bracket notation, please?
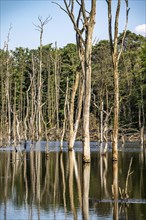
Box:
[0, 141, 146, 220]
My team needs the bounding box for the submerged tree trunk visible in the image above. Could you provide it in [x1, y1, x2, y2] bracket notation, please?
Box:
[106, 0, 129, 161]
[56, 0, 96, 162]
[33, 16, 50, 140]
[112, 63, 119, 160]
[83, 28, 94, 162]
[60, 78, 69, 150]
[54, 42, 60, 135]
[69, 72, 79, 150]
[100, 100, 104, 143]
[139, 70, 145, 148]
[68, 71, 83, 150]
[5, 26, 12, 145]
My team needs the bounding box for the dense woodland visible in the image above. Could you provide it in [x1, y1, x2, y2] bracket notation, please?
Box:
[0, 30, 146, 146]
[0, 1, 146, 219]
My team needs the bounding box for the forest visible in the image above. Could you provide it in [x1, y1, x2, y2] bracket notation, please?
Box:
[0, 30, 146, 147]
[0, 0, 146, 219]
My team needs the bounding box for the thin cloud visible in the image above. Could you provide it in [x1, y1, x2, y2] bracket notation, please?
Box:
[135, 24, 146, 35]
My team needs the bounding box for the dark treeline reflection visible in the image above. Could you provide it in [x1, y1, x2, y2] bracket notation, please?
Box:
[0, 146, 146, 219]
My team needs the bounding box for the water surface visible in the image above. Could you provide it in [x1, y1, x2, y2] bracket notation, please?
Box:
[0, 141, 146, 219]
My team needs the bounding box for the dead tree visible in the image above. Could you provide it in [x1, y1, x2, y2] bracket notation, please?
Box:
[68, 70, 84, 151]
[60, 78, 69, 150]
[54, 0, 96, 162]
[5, 24, 12, 145]
[106, 0, 129, 161]
[54, 42, 60, 135]
[33, 16, 51, 140]
[30, 53, 37, 141]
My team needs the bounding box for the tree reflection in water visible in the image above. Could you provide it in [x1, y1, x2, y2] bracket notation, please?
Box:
[0, 143, 146, 219]
[112, 161, 118, 220]
[82, 163, 90, 220]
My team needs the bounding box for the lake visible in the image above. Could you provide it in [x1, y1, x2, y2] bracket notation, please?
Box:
[0, 141, 146, 219]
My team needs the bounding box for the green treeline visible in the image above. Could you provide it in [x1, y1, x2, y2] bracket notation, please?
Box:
[0, 30, 146, 145]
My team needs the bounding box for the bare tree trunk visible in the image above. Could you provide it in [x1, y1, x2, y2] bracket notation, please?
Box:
[38, 24, 43, 140]
[68, 71, 83, 150]
[0, 56, 6, 145]
[13, 83, 17, 146]
[5, 26, 12, 145]
[106, 0, 129, 161]
[47, 58, 51, 127]
[100, 100, 104, 143]
[60, 78, 69, 150]
[54, 42, 60, 135]
[139, 71, 145, 148]
[55, 0, 96, 162]
[24, 77, 32, 140]
[83, 30, 93, 162]
[69, 72, 80, 150]
[112, 63, 119, 160]
[34, 16, 51, 140]
[30, 53, 36, 141]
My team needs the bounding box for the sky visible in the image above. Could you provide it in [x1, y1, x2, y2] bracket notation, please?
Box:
[0, 0, 146, 50]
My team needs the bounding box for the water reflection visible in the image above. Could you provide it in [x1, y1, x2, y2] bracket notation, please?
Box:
[0, 143, 146, 219]
[112, 161, 118, 220]
[82, 163, 90, 220]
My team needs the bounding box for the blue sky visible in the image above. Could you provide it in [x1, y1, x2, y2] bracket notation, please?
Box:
[1, 0, 146, 50]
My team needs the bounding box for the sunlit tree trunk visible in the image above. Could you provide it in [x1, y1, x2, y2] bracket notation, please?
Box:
[5, 26, 12, 145]
[100, 100, 104, 143]
[83, 24, 95, 162]
[60, 78, 68, 150]
[12, 83, 17, 146]
[68, 71, 84, 150]
[112, 62, 119, 160]
[106, 0, 129, 161]
[55, 0, 96, 162]
[47, 58, 51, 127]
[69, 72, 79, 150]
[30, 53, 36, 141]
[54, 42, 60, 134]
[139, 71, 145, 148]
[34, 16, 51, 140]
[38, 23, 43, 140]
[0, 53, 6, 145]
[24, 78, 31, 140]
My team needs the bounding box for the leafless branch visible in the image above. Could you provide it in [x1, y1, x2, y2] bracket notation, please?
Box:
[117, 0, 130, 61]
[4, 23, 12, 50]
[52, 1, 68, 15]
[106, 0, 113, 54]
[53, 0, 85, 46]
[33, 16, 51, 32]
